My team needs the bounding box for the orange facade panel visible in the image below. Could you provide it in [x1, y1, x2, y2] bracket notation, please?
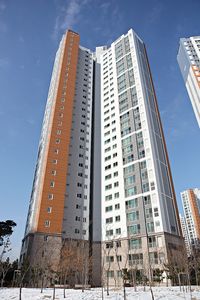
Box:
[188, 190, 200, 240]
[36, 31, 80, 234]
[192, 66, 200, 88]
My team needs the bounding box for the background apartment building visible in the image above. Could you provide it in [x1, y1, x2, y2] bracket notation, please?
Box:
[180, 189, 200, 256]
[177, 36, 200, 127]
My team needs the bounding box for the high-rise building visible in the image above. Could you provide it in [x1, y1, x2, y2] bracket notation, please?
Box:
[21, 29, 184, 287]
[179, 214, 190, 256]
[177, 36, 200, 127]
[181, 189, 200, 255]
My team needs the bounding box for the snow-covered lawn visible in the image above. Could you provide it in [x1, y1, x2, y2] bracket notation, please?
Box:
[1, 286, 200, 300]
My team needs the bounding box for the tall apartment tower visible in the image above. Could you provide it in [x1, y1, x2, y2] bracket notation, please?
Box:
[21, 29, 184, 287]
[20, 30, 102, 285]
[101, 29, 184, 285]
[177, 36, 200, 127]
[181, 189, 200, 255]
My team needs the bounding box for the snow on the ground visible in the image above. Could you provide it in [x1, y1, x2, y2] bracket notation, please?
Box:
[1, 286, 200, 300]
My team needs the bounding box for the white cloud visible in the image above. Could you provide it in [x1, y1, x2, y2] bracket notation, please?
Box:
[52, 0, 89, 39]
[0, 1, 6, 12]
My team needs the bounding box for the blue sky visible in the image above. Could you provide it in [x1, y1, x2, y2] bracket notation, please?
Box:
[0, 0, 200, 259]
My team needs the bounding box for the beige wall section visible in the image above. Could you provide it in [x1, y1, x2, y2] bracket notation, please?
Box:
[36, 30, 80, 234]
[188, 189, 200, 240]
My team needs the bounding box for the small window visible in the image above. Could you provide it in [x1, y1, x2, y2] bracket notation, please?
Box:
[44, 220, 50, 227]
[47, 207, 52, 213]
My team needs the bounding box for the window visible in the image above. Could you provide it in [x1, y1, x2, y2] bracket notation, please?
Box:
[48, 194, 53, 200]
[105, 165, 111, 170]
[147, 222, 154, 233]
[105, 146, 111, 153]
[116, 240, 121, 247]
[145, 208, 153, 218]
[52, 159, 57, 164]
[106, 242, 113, 249]
[114, 192, 119, 199]
[151, 182, 155, 190]
[144, 195, 151, 205]
[55, 139, 60, 144]
[50, 181, 55, 187]
[129, 238, 142, 249]
[129, 253, 143, 265]
[115, 203, 120, 210]
[116, 228, 121, 234]
[105, 155, 111, 161]
[115, 215, 120, 222]
[105, 205, 113, 212]
[140, 160, 146, 169]
[127, 211, 139, 221]
[117, 270, 122, 277]
[124, 175, 135, 186]
[106, 230, 113, 236]
[117, 255, 122, 262]
[126, 198, 138, 208]
[148, 236, 157, 248]
[107, 270, 114, 277]
[106, 256, 114, 262]
[106, 217, 113, 224]
[105, 194, 112, 201]
[127, 224, 140, 235]
[150, 252, 158, 264]
[142, 183, 149, 193]
[125, 186, 137, 197]
[114, 171, 118, 177]
[124, 164, 135, 175]
[44, 220, 50, 227]
[114, 181, 119, 187]
[51, 170, 56, 176]
[105, 184, 112, 190]
[47, 207, 52, 213]
[154, 207, 159, 217]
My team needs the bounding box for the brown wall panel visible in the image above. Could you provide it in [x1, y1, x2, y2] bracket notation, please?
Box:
[35, 31, 80, 234]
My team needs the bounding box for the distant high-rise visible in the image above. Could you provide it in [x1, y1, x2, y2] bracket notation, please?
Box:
[179, 214, 190, 256]
[177, 36, 200, 127]
[21, 29, 184, 287]
[181, 189, 200, 255]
